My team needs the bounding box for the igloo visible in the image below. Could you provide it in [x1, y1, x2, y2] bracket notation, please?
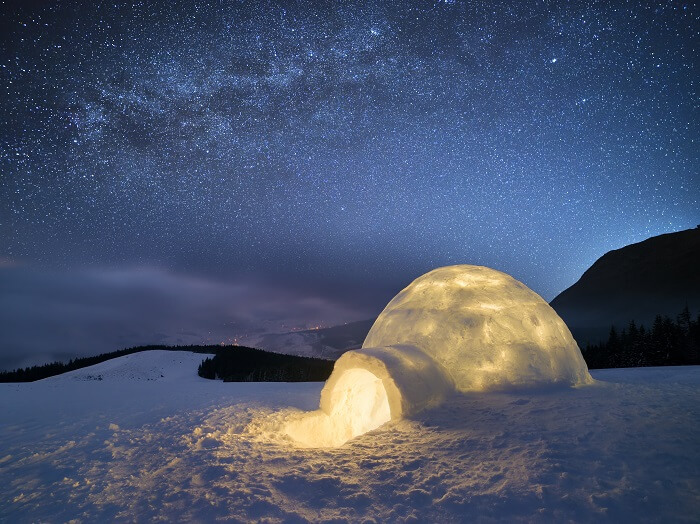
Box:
[285, 265, 593, 447]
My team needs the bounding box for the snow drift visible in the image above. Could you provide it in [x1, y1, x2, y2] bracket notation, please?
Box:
[2, 352, 699, 522]
[286, 265, 592, 447]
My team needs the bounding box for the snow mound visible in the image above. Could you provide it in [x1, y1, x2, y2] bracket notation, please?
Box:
[287, 265, 592, 447]
[2, 364, 700, 521]
[41, 351, 210, 383]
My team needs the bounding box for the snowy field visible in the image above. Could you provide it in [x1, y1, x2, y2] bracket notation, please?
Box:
[1, 350, 699, 522]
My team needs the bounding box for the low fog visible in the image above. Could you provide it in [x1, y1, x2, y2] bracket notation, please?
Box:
[0, 265, 383, 371]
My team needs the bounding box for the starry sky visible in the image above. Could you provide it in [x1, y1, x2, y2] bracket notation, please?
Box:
[0, 0, 697, 369]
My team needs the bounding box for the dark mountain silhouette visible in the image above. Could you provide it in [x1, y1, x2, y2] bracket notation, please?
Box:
[550, 227, 700, 346]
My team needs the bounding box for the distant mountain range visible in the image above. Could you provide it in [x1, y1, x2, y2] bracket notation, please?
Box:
[238, 319, 375, 359]
[243, 228, 700, 356]
[550, 227, 700, 345]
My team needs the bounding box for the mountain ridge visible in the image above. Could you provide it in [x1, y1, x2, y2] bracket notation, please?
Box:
[550, 227, 700, 345]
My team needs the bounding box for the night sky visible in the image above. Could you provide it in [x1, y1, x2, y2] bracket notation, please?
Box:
[1, 0, 697, 369]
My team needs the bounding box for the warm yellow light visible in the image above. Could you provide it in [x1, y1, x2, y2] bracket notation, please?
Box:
[283, 265, 592, 448]
[363, 265, 592, 392]
[285, 368, 391, 448]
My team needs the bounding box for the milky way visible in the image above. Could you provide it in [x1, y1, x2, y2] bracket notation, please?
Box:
[1, 0, 697, 302]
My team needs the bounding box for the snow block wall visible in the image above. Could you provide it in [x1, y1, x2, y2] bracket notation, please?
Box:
[364, 265, 593, 392]
[286, 265, 593, 447]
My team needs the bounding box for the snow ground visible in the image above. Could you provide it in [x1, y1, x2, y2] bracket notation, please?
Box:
[1, 350, 699, 523]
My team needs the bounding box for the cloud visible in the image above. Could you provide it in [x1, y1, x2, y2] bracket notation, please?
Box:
[0, 257, 20, 268]
[0, 266, 381, 371]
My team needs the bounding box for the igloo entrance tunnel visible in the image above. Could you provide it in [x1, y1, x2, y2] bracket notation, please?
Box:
[285, 265, 593, 447]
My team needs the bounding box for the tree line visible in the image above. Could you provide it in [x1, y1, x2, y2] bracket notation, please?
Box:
[3, 307, 698, 382]
[0, 344, 334, 383]
[582, 306, 700, 369]
[0, 345, 218, 382]
[197, 346, 334, 382]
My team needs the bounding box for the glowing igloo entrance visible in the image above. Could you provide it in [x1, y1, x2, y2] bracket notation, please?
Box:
[285, 368, 391, 448]
[285, 265, 592, 448]
[328, 368, 391, 435]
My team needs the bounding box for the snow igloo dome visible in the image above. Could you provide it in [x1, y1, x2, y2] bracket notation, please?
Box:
[285, 265, 592, 447]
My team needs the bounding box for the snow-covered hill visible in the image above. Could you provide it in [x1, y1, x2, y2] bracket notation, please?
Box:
[1, 351, 699, 522]
[239, 319, 374, 359]
[42, 350, 210, 382]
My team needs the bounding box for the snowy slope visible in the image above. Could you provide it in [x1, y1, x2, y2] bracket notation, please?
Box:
[239, 319, 374, 359]
[1, 351, 699, 522]
[44, 350, 211, 382]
